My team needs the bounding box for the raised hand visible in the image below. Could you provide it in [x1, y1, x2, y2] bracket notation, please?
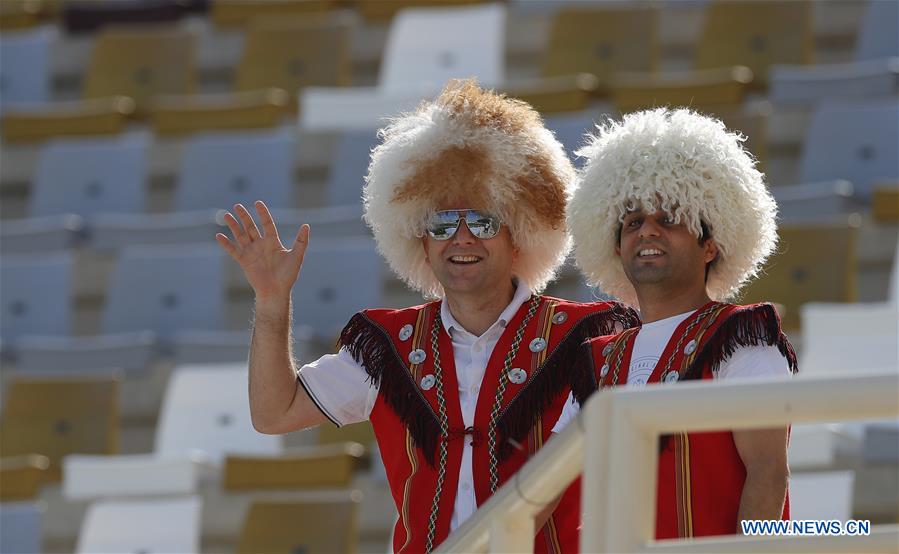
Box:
[215, 200, 309, 301]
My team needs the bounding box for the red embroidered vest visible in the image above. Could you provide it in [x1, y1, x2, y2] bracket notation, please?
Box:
[338, 295, 639, 553]
[577, 302, 797, 539]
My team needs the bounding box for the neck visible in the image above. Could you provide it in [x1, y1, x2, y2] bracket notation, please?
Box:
[635, 283, 712, 323]
[444, 279, 516, 337]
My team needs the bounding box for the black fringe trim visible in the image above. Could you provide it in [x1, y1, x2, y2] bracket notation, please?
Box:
[337, 312, 443, 467]
[496, 303, 640, 461]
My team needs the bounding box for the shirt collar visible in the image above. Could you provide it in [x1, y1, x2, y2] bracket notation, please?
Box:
[440, 278, 532, 338]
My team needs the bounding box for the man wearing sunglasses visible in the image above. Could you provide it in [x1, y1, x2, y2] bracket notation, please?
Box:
[217, 80, 638, 553]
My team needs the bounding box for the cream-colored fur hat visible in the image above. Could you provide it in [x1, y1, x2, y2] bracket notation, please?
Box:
[363, 80, 576, 298]
[568, 107, 779, 306]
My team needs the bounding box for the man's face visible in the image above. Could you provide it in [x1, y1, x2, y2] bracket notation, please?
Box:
[421, 203, 518, 297]
[616, 209, 718, 292]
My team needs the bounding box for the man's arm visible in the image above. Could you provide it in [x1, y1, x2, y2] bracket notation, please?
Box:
[733, 427, 790, 530]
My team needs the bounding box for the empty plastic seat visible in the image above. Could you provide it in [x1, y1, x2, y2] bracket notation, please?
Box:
[150, 88, 290, 136]
[353, 0, 482, 22]
[504, 73, 599, 115]
[29, 133, 150, 217]
[0, 501, 43, 554]
[272, 205, 369, 239]
[800, 302, 898, 376]
[1, 96, 135, 143]
[856, 0, 899, 61]
[612, 66, 754, 114]
[789, 424, 861, 470]
[789, 471, 855, 520]
[64, 364, 281, 499]
[236, 496, 360, 554]
[75, 496, 201, 554]
[0, 251, 73, 343]
[772, 180, 864, 221]
[0, 455, 50, 502]
[174, 128, 296, 211]
[770, 57, 899, 104]
[544, 110, 601, 167]
[798, 99, 899, 198]
[541, 6, 659, 92]
[0, 214, 85, 253]
[299, 87, 427, 131]
[695, 0, 813, 87]
[0, 26, 53, 109]
[326, 130, 378, 207]
[292, 238, 383, 340]
[210, 0, 334, 27]
[88, 210, 224, 251]
[62, 0, 191, 33]
[223, 442, 365, 491]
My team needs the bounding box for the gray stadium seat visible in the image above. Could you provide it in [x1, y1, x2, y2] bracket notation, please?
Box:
[0, 252, 73, 343]
[772, 180, 865, 221]
[292, 238, 384, 340]
[326, 131, 378, 207]
[798, 99, 899, 198]
[271, 205, 369, 239]
[770, 57, 899, 105]
[0, 215, 85, 254]
[29, 133, 150, 217]
[75, 497, 201, 554]
[544, 110, 603, 167]
[0, 27, 53, 109]
[174, 128, 295, 211]
[0, 501, 43, 554]
[856, 0, 899, 61]
[88, 210, 223, 251]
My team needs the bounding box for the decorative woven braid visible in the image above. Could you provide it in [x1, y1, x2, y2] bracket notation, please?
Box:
[425, 313, 449, 553]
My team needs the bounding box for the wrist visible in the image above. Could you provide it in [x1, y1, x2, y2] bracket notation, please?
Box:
[254, 294, 291, 317]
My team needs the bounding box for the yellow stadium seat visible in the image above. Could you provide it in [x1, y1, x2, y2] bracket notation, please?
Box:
[318, 420, 376, 448]
[0, 0, 43, 30]
[235, 17, 353, 99]
[506, 73, 600, 115]
[872, 185, 899, 223]
[696, 0, 814, 88]
[151, 88, 290, 136]
[739, 221, 858, 330]
[1, 96, 135, 143]
[236, 496, 361, 554]
[0, 376, 120, 481]
[612, 66, 753, 114]
[83, 27, 197, 116]
[223, 443, 365, 491]
[717, 103, 770, 170]
[352, 0, 484, 22]
[542, 6, 659, 94]
[0, 455, 50, 501]
[210, 0, 335, 27]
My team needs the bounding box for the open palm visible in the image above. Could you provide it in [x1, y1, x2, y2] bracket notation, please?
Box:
[215, 200, 309, 300]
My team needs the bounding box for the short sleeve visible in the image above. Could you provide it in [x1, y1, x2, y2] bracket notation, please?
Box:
[716, 345, 792, 381]
[551, 391, 580, 434]
[297, 347, 379, 427]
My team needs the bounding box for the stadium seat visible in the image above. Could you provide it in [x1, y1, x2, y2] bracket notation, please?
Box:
[798, 98, 899, 199]
[695, 0, 813, 87]
[541, 6, 659, 93]
[62, 0, 191, 34]
[611, 66, 753, 114]
[352, 0, 484, 22]
[770, 57, 899, 105]
[0, 251, 73, 343]
[0, 375, 120, 480]
[739, 221, 858, 330]
[856, 0, 899, 61]
[789, 424, 860, 470]
[236, 496, 360, 554]
[0, 0, 44, 31]
[210, 0, 334, 27]
[544, 110, 603, 167]
[29, 133, 150, 217]
[75, 496, 201, 554]
[292, 238, 384, 341]
[863, 423, 899, 464]
[318, 421, 377, 449]
[505, 73, 599, 115]
[0, 501, 43, 554]
[0, 26, 53, 108]
[0, 455, 50, 502]
[789, 471, 855, 520]
[299, 87, 427, 131]
[83, 27, 197, 115]
[235, 17, 353, 99]
[0, 96, 135, 143]
[88, 210, 224, 251]
[63, 364, 281, 499]
[872, 185, 899, 223]
[150, 88, 290, 136]
[0, 214, 84, 253]
[772, 180, 864, 221]
[223, 442, 365, 490]
[800, 302, 898, 375]
[272, 205, 369, 239]
[326, 130, 378, 207]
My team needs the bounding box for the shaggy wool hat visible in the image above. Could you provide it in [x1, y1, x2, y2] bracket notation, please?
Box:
[363, 80, 576, 298]
[568, 108, 779, 306]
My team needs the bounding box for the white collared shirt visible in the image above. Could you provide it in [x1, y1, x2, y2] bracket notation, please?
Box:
[298, 279, 533, 531]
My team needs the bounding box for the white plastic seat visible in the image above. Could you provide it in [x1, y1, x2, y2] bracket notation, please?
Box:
[271, 205, 369, 239]
[770, 57, 899, 105]
[789, 471, 855, 520]
[798, 99, 899, 198]
[326, 131, 379, 207]
[64, 364, 282, 499]
[292, 238, 384, 341]
[75, 496, 201, 554]
[299, 3, 505, 131]
[0, 214, 85, 254]
[88, 210, 223, 251]
[0, 252, 73, 344]
[800, 301, 899, 376]
[0, 27, 53, 109]
[856, 0, 899, 61]
[788, 424, 862, 470]
[0, 501, 43, 554]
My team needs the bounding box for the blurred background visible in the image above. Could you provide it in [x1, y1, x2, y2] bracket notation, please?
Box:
[0, 0, 896, 552]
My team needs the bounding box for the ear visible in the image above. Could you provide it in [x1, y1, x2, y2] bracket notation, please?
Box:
[421, 235, 430, 264]
[703, 237, 719, 265]
[614, 243, 622, 258]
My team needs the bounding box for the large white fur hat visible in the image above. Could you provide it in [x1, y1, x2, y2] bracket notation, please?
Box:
[363, 80, 576, 298]
[568, 108, 779, 306]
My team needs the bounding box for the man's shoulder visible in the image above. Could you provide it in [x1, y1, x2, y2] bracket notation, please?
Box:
[537, 294, 638, 317]
[358, 301, 441, 321]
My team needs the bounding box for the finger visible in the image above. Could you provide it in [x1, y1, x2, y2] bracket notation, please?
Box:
[223, 212, 250, 247]
[234, 204, 261, 240]
[215, 233, 238, 256]
[291, 224, 310, 263]
[255, 200, 281, 243]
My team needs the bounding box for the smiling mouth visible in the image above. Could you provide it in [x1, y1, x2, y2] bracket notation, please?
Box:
[448, 255, 482, 265]
[637, 248, 665, 258]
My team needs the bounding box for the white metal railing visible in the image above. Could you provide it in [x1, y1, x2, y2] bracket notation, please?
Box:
[437, 371, 899, 553]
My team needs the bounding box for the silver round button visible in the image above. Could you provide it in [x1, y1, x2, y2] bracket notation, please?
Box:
[420, 374, 436, 390]
[507, 368, 528, 385]
[684, 339, 697, 355]
[408, 348, 426, 365]
[398, 324, 414, 341]
[552, 311, 568, 325]
[529, 337, 547, 353]
[600, 363, 610, 378]
[602, 344, 613, 357]
[664, 371, 680, 384]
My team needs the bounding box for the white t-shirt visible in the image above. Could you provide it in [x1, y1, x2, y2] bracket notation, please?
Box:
[552, 309, 792, 433]
[298, 280, 533, 532]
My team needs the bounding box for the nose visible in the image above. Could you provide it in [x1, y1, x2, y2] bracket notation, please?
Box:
[451, 219, 477, 245]
[638, 217, 662, 239]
